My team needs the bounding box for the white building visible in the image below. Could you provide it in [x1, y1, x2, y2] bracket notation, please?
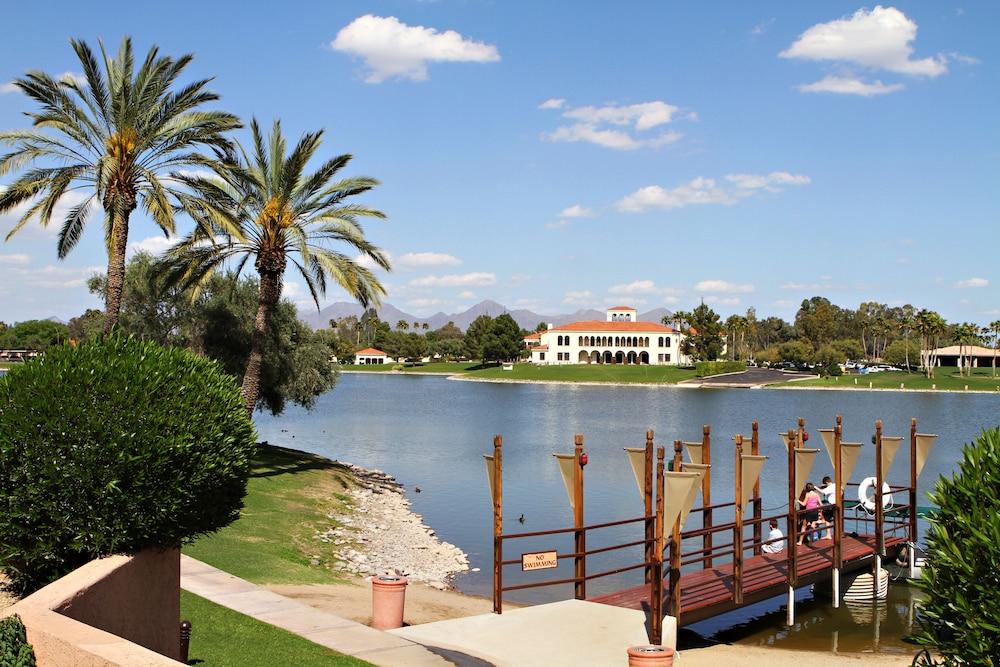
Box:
[525, 306, 692, 366]
[354, 347, 389, 365]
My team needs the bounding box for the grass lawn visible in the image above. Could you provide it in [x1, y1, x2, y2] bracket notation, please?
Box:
[184, 445, 356, 585]
[343, 361, 699, 384]
[784, 368, 1000, 392]
[181, 590, 370, 666]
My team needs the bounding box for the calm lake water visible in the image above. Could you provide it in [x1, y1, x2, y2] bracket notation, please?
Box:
[254, 373, 1000, 651]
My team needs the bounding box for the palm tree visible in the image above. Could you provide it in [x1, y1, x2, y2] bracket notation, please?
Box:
[915, 309, 946, 379]
[952, 322, 981, 378]
[0, 37, 239, 332]
[396, 320, 409, 331]
[899, 313, 915, 371]
[160, 119, 389, 414]
[990, 320, 1000, 378]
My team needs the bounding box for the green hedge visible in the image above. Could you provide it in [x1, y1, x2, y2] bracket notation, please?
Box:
[695, 361, 746, 377]
[911, 427, 1000, 665]
[0, 615, 35, 666]
[0, 337, 258, 594]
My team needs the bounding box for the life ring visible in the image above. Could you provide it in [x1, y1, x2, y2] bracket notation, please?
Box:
[858, 477, 893, 511]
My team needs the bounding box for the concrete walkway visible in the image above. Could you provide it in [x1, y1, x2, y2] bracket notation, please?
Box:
[391, 599, 652, 666]
[180, 555, 456, 667]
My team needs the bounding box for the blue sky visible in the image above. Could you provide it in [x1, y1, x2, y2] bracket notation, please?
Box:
[1, 2, 997, 324]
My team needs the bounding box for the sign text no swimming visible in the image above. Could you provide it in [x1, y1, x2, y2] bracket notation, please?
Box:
[521, 550, 558, 571]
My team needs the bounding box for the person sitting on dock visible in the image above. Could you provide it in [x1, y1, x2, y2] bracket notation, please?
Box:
[762, 518, 785, 554]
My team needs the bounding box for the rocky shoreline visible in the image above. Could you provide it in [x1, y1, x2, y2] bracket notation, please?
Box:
[318, 463, 470, 590]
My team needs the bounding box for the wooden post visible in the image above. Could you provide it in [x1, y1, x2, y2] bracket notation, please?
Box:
[734, 435, 745, 605]
[644, 430, 654, 584]
[493, 435, 503, 614]
[751, 421, 762, 556]
[701, 425, 713, 569]
[574, 434, 586, 601]
[786, 427, 797, 626]
[651, 446, 666, 645]
[670, 440, 683, 622]
[909, 417, 918, 579]
[833, 416, 843, 608]
[874, 420, 884, 600]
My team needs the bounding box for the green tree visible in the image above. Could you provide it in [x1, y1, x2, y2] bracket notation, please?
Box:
[831, 338, 865, 362]
[674, 303, 723, 362]
[160, 119, 389, 415]
[481, 313, 522, 363]
[794, 297, 839, 348]
[399, 332, 429, 362]
[915, 310, 947, 379]
[0, 320, 69, 350]
[777, 340, 814, 365]
[67, 308, 105, 343]
[952, 322, 982, 378]
[464, 314, 494, 361]
[814, 344, 844, 376]
[0, 37, 239, 333]
[396, 319, 409, 331]
[883, 338, 921, 369]
[989, 320, 1000, 378]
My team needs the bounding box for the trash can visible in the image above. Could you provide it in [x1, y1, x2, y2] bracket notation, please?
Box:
[371, 575, 408, 630]
[627, 645, 675, 666]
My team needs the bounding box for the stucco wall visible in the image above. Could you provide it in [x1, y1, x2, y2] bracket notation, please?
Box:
[1, 549, 183, 666]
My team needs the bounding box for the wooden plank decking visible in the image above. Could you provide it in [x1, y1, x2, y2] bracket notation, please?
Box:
[590, 534, 906, 625]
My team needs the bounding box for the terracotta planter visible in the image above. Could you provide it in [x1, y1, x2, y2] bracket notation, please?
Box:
[371, 575, 408, 630]
[627, 644, 675, 667]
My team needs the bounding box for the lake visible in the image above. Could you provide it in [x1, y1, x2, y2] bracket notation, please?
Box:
[254, 373, 999, 650]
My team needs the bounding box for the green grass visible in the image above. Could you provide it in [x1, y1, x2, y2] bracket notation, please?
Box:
[783, 368, 1000, 392]
[343, 361, 699, 384]
[184, 445, 357, 585]
[181, 590, 370, 666]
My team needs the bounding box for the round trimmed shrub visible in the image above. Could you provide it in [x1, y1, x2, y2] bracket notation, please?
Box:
[912, 427, 1000, 665]
[0, 336, 257, 594]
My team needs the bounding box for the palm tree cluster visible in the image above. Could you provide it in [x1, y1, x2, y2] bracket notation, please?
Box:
[1, 37, 390, 414]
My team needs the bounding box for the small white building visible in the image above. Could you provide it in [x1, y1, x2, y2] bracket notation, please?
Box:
[527, 306, 692, 366]
[354, 347, 389, 365]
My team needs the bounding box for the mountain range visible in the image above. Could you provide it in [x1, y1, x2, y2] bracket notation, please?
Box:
[298, 299, 673, 332]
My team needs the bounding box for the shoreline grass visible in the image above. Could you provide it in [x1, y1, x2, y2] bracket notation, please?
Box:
[183, 445, 357, 585]
[181, 590, 370, 666]
[342, 361, 699, 384]
[779, 368, 1000, 393]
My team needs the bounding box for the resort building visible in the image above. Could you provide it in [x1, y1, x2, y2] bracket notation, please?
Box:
[354, 347, 390, 365]
[525, 306, 692, 365]
[924, 345, 999, 368]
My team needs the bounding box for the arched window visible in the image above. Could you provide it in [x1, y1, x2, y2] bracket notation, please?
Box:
[665, 337, 671, 348]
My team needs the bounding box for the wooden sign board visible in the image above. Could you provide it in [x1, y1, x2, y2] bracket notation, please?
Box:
[521, 551, 558, 571]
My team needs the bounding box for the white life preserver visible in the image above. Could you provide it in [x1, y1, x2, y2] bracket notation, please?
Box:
[858, 477, 893, 511]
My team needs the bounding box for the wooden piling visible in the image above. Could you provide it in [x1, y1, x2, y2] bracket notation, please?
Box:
[751, 421, 762, 556]
[909, 418, 918, 578]
[874, 420, 884, 600]
[574, 434, 586, 600]
[644, 430, 654, 584]
[786, 427, 797, 625]
[492, 434, 503, 614]
[734, 435, 745, 605]
[833, 416, 843, 608]
[701, 425, 713, 569]
[651, 446, 666, 645]
[670, 439, 684, 622]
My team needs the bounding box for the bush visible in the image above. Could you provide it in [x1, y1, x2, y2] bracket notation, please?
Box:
[695, 361, 746, 377]
[911, 427, 1000, 665]
[0, 337, 257, 594]
[0, 615, 35, 666]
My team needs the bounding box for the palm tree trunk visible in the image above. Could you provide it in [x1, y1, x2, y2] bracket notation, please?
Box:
[101, 211, 131, 334]
[242, 270, 281, 416]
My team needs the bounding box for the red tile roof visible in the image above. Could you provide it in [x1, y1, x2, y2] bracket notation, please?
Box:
[547, 320, 679, 333]
[523, 332, 541, 341]
[609, 305, 637, 311]
[532, 345, 549, 351]
[355, 347, 387, 356]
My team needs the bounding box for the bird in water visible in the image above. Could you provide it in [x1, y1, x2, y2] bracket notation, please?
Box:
[415, 486, 422, 493]
[518, 513, 525, 524]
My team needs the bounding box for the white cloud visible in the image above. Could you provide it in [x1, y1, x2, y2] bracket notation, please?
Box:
[797, 75, 904, 96]
[781, 6, 947, 77]
[509, 273, 531, 286]
[616, 177, 734, 212]
[954, 277, 989, 288]
[457, 290, 476, 299]
[331, 15, 500, 83]
[559, 204, 594, 218]
[0, 253, 30, 265]
[617, 171, 809, 213]
[705, 296, 741, 306]
[409, 272, 496, 288]
[726, 172, 811, 190]
[694, 279, 754, 294]
[545, 219, 570, 230]
[751, 18, 775, 36]
[395, 251, 461, 270]
[7, 263, 103, 289]
[609, 280, 663, 296]
[0, 190, 92, 240]
[563, 290, 594, 305]
[538, 98, 565, 109]
[407, 297, 443, 308]
[128, 235, 174, 257]
[607, 280, 681, 305]
[0, 82, 18, 94]
[1, 72, 85, 95]
[354, 251, 393, 271]
[542, 100, 688, 151]
[947, 52, 979, 65]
